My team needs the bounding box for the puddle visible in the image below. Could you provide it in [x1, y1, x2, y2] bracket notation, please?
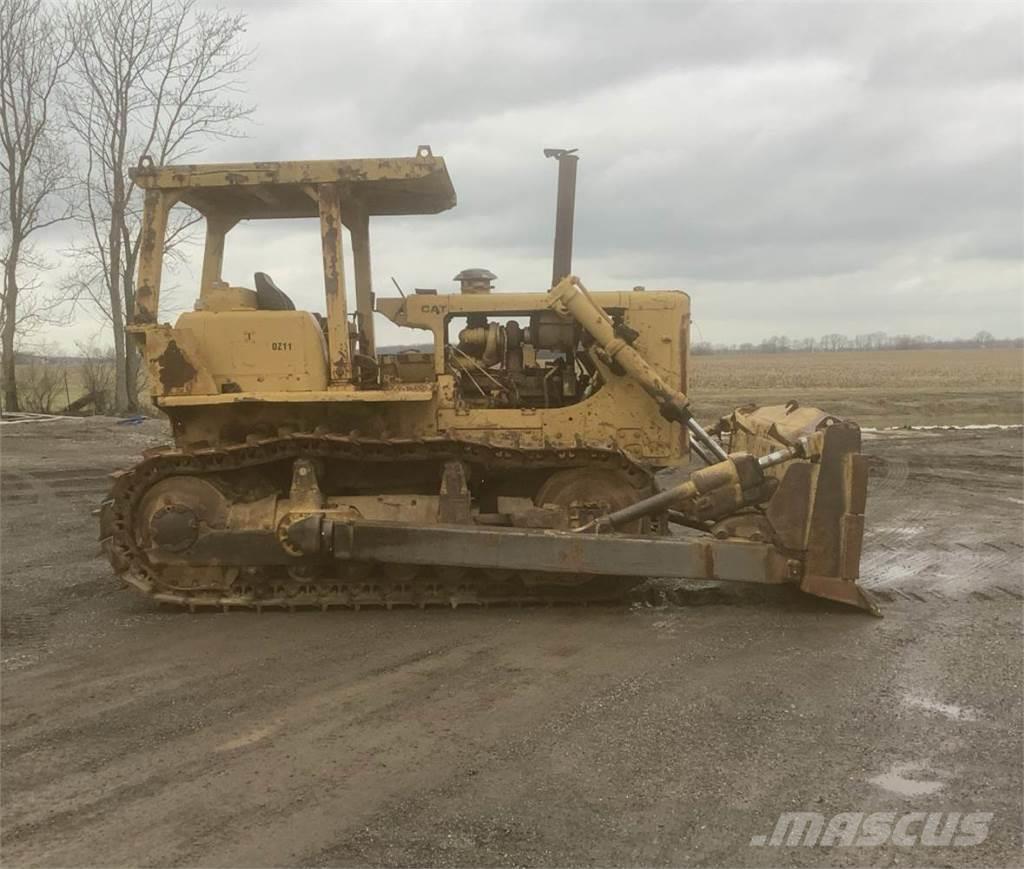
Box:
[903, 694, 981, 722]
[1, 652, 41, 672]
[216, 724, 278, 752]
[868, 761, 947, 797]
[870, 525, 924, 539]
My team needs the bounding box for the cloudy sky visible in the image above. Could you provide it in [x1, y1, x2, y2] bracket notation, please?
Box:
[44, 0, 1023, 350]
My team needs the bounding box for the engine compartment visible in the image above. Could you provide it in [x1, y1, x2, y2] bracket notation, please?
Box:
[448, 310, 589, 409]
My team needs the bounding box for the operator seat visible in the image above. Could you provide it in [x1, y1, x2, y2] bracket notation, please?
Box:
[254, 272, 296, 311]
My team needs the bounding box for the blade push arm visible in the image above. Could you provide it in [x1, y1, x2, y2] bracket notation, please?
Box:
[577, 438, 820, 533]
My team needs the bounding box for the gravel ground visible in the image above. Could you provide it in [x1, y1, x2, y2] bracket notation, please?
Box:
[1, 417, 1021, 867]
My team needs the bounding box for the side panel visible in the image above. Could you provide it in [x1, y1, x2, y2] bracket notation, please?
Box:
[173, 311, 329, 393]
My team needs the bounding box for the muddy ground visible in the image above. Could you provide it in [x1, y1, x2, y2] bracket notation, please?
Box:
[1, 417, 1021, 867]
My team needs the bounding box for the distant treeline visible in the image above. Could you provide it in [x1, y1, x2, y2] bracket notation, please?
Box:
[15, 332, 1022, 367]
[691, 331, 1023, 356]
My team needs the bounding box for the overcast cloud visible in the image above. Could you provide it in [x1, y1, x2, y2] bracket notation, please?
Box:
[43, 0, 1023, 350]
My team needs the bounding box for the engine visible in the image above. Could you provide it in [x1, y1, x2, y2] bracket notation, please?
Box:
[450, 310, 591, 409]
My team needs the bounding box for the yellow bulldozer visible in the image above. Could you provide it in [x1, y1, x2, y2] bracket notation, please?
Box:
[100, 146, 877, 614]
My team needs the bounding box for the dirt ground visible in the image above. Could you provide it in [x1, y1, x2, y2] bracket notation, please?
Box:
[1, 416, 1021, 867]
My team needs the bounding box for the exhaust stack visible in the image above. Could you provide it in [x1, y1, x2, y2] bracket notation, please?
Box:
[545, 148, 579, 287]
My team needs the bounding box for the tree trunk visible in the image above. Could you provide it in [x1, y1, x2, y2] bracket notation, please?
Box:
[122, 256, 139, 411]
[109, 188, 128, 412]
[2, 242, 21, 412]
[110, 293, 127, 412]
[125, 339, 141, 410]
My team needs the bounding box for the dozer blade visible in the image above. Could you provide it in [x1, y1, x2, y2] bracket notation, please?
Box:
[723, 406, 879, 616]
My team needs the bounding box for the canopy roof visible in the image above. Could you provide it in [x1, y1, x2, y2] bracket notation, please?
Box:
[129, 150, 457, 219]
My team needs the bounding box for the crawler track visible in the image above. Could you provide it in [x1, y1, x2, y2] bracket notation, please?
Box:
[100, 434, 658, 610]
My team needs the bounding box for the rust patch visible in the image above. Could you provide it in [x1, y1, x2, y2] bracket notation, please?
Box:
[321, 214, 340, 296]
[134, 305, 157, 325]
[703, 540, 716, 580]
[158, 340, 198, 391]
[333, 351, 349, 379]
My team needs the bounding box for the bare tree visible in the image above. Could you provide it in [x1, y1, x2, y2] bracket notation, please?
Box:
[819, 333, 850, 352]
[63, 0, 250, 412]
[758, 335, 791, 353]
[0, 0, 74, 411]
[973, 330, 994, 348]
[889, 334, 914, 350]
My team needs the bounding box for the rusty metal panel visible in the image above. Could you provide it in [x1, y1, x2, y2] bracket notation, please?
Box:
[134, 190, 175, 325]
[143, 326, 219, 397]
[199, 214, 240, 294]
[438, 462, 472, 524]
[802, 573, 881, 616]
[318, 183, 351, 383]
[128, 152, 457, 218]
[548, 150, 578, 285]
[840, 514, 865, 580]
[347, 203, 375, 356]
[327, 520, 793, 584]
[846, 452, 869, 515]
[156, 385, 434, 407]
[805, 424, 862, 579]
[709, 539, 789, 584]
[729, 404, 843, 450]
[764, 461, 815, 551]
